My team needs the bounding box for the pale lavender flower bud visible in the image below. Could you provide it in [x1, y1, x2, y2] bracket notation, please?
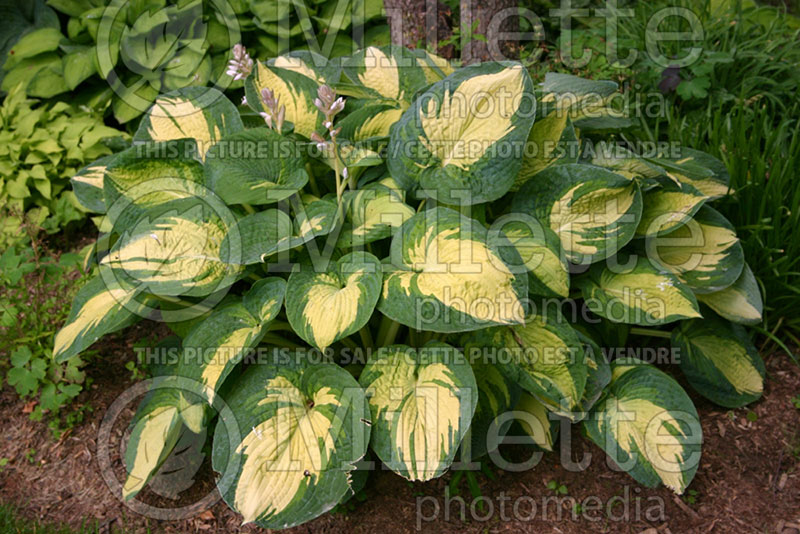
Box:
[330, 97, 345, 115]
[227, 44, 253, 81]
[261, 88, 276, 109]
[259, 112, 273, 129]
[342, 167, 349, 179]
[275, 105, 286, 132]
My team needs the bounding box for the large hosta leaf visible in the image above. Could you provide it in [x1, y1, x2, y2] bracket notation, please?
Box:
[516, 392, 559, 451]
[102, 204, 242, 297]
[583, 359, 702, 494]
[387, 62, 536, 205]
[71, 155, 114, 214]
[268, 51, 341, 85]
[122, 388, 183, 500]
[465, 311, 588, 419]
[647, 205, 744, 294]
[636, 182, 706, 237]
[461, 360, 520, 459]
[379, 207, 527, 333]
[286, 252, 382, 351]
[577, 331, 611, 414]
[222, 196, 339, 264]
[123, 372, 206, 500]
[513, 110, 574, 191]
[576, 255, 701, 325]
[338, 183, 414, 247]
[245, 62, 322, 138]
[177, 278, 286, 404]
[343, 46, 432, 105]
[513, 164, 643, 264]
[359, 342, 478, 481]
[645, 148, 730, 199]
[671, 313, 765, 408]
[103, 141, 207, 228]
[540, 73, 628, 130]
[696, 263, 762, 325]
[54, 273, 150, 363]
[212, 358, 370, 528]
[489, 214, 569, 298]
[204, 128, 309, 205]
[133, 87, 244, 160]
[336, 104, 404, 142]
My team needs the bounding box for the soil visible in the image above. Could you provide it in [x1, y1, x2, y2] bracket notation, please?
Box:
[1, 327, 798, 534]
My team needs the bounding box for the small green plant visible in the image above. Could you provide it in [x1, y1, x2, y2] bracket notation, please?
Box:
[683, 489, 700, 505]
[52, 44, 766, 529]
[0, 228, 93, 437]
[24, 448, 36, 464]
[791, 396, 800, 409]
[546, 480, 568, 496]
[0, 84, 126, 249]
[746, 411, 758, 422]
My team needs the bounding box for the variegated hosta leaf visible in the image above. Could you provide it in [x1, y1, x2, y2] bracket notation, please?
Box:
[379, 207, 528, 333]
[696, 263, 762, 324]
[338, 183, 414, 247]
[515, 392, 559, 451]
[466, 310, 588, 419]
[177, 278, 287, 405]
[133, 87, 244, 160]
[122, 388, 183, 500]
[671, 313, 765, 408]
[245, 62, 322, 138]
[268, 51, 341, 85]
[461, 360, 520, 459]
[343, 46, 432, 105]
[204, 127, 309, 205]
[123, 380, 205, 500]
[636, 181, 706, 237]
[359, 342, 478, 481]
[103, 141, 206, 228]
[413, 49, 454, 83]
[54, 273, 150, 363]
[540, 73, 628, 129]
[647, 205, 744, 294]
[489, 214, 569, 298]
[286, 252, 382, 351]
[387, 61, 536, 205]
[590, 143, 665, 183]
[102, 204, 243, 297]
[222, 197, 339, 264]
[541, 73, 619, 109]
[576, 331, 611, 414]
[71, 155, 114, 213]
[336, 104, 405, 142]
[212, 358, 370, 528]
[583, 358, 702, 494]
[645, 148, 730, 199]
[513, 110, 573, 191]
[513, 164, 643, 264]
[576, 255, 701, 326]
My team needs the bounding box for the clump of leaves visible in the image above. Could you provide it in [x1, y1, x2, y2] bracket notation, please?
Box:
[0, 227, 93, 438]
[0, 84, 126, 249]
[1, 0, 387, 123]
[54, 45, 765, 529]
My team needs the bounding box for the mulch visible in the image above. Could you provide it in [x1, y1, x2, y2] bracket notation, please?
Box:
[1, 324, 798, 534]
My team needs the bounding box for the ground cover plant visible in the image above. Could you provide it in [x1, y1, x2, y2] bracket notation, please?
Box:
[49, 44, 769, 529]
[1, 0, 387, 124]
[0, 83, 126, 248]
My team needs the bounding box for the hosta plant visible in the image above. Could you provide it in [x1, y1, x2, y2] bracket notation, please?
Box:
[54, 45, 766, 528]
